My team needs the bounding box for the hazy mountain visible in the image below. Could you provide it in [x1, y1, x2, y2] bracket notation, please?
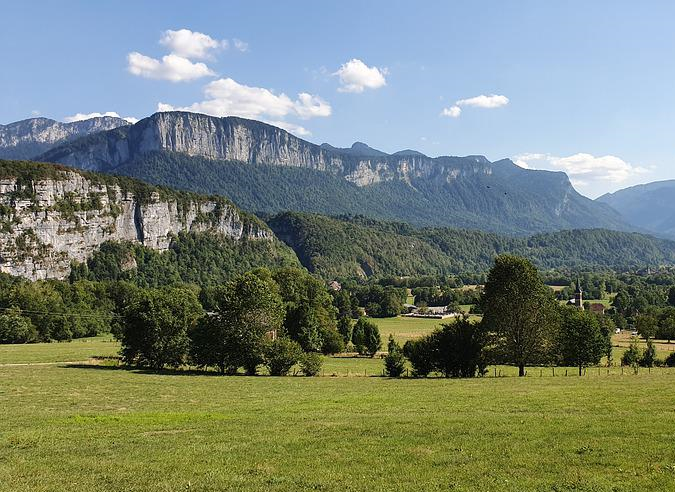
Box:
[597, 180, 675, 238]
[0, 116, 130, 160]
[38, 111, 630, 235]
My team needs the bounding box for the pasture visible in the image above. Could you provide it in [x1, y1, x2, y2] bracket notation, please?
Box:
[1, 362, 675, 491]
[2, 340, 675, 491]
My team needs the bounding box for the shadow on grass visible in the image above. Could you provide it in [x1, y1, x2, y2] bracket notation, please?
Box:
[62, 363, 230, 377]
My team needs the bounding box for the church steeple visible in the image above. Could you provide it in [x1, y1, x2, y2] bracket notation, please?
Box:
[574, 277, 584, 310]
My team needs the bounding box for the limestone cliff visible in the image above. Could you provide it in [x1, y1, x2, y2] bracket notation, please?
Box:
[0, 160, 272, 280]
[0, 116, 130, 160]
[39, 111, 495, 185]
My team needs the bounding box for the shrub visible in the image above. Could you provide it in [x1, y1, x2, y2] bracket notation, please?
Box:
[665, 352, 675, 367]
[320, 326, 345, 354]
[264, 337, 303, 376]
[0, 307, 38, 344]
[384, 336, 406, 377]
[640, 340, 657, 368]
[403, 338, 434, 377]
[299, 352, 323, 376]
[621, 339, 642, 370]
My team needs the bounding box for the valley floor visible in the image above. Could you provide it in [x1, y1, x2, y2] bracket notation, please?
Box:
[2, 340, 675, 491]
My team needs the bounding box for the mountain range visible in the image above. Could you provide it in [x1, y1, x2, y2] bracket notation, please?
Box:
[23, 111, 628, 235]
[0, 116, 130, 160]
[598, 181, 675, 238]
[1, 158, 674, 282]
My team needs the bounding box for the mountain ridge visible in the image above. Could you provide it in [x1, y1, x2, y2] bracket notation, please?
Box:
[0, 116, 130, 160]
[34, 111, 630, 235]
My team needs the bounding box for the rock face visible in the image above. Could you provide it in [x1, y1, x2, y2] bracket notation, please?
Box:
[0, 162, 272, 280]
[38, 111, 631, 235]
[40, 111, 496, 184]
[0, 117, 130, 160]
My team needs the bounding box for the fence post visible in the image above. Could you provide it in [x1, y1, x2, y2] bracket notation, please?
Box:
[540, 369, 543, 377]
[494, 367, 497, 378]
[552, 367, 555, 377]
[565, 369, 568, 377]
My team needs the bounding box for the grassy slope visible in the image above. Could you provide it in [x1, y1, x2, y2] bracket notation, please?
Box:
[1, 364, 675, 492]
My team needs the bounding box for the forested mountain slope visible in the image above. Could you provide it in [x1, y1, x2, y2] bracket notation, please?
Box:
[38, 111, 630, 235]
[268, 213, 675, 279]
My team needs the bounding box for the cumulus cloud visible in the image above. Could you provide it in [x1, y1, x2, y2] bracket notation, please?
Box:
[127, 29, 249, 82]
[456, 94, 509, 109]
[513, 152, 650, 197]
[159, 29, 227, 60]
[334, 59, 387, 93]
[157, 77, 331, 136]
[64, 111, 138, 124]
[441, 94, 509, 118]
[127, 52, 215, 82]
[441, 106, 462, 118]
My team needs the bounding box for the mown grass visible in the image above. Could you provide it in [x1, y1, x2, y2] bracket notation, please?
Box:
[0, 335, 119, 365]
[1, 363, 675, 492]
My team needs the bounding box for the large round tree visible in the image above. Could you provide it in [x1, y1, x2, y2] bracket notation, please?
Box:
[482, 255, 559, 376]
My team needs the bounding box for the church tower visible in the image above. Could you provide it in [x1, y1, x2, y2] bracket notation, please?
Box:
[574, 278, 584, 310]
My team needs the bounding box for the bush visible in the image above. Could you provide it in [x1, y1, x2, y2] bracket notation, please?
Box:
[299, 352, 323, 376]
[0, 307, 38, 344]
[264, 337, 303, 376]
[640, 340, 657, 368]
[665, 352, 675, 367]
[621, 339, 642, 369]
[403, 338, 435, 377]
[384, 334, 406, 377]
[320, 326, 345, 354]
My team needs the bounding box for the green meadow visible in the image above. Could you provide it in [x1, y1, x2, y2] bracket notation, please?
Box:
[2, 341, 675, 491]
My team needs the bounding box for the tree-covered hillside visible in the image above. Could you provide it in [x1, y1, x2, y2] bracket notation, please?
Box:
[267, 213, 675, 279]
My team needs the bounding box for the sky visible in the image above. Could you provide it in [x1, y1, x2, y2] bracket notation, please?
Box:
[2, 1, 675, 198]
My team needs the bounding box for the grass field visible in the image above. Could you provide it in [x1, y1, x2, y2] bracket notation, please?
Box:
[0, 335, 119, 365]
[365, 316, 443, 344]
[2, 360, 675, 492]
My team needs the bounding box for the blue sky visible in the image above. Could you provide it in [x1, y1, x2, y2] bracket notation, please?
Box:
[2, 1, 675, 197]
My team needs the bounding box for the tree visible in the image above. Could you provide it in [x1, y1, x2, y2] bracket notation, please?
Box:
[384, 335, 405, 377]
[264, 337, 303, 376]
[121, 287, 203, 369]
[557, 308, 607, 376]
[403, 338, 435, 377]
[272, 268, 339, 352]
[635, 314, 658, 341]
[657, 310, 675, 343]
[432, 318, 487, 378]
[363, 319, 382, 357]
[481, 255, 559, 376]
[0, 307, 37, 344]
[641, 340, 657, 368]
[352, 318, 366, 354]
[337, 316, 353, 345]
[319, 325, 345, 354]
[668, 286, 675, 307]
[189, 270, 284, 375]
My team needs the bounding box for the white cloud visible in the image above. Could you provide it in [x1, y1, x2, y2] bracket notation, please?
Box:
[441, 105, 462, 118]
[64, 111, 138, 124]
[31, 109, 41, 116]
[334, 59, 387, 93]
[294, 93, 332, 119]
[127, 52, 215, 82]
[233, 38, 249, 52]
[513, 152, 650, 197]
[157, 77, 331, 136]
[456, 94, 509, 109]
[441, 94, 509, 118]
[159, 29, 226, 60]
